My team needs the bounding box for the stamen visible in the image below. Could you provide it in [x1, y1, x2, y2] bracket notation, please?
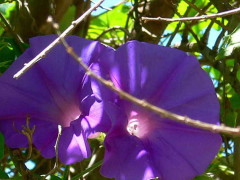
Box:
[126, 113, 154, 139]
[127, 119, 139, 136]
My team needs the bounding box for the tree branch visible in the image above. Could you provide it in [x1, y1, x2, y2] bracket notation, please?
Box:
[184, 0, 228, 29]
[142, 7, 240, 22]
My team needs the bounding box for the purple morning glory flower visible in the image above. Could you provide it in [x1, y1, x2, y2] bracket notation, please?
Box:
[0, 35, 110, 164]
[92, 41, 222, 180]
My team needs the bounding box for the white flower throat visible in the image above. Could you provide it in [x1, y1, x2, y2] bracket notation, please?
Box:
[127, 119, 140, 136]
[126, 113, 152, 139]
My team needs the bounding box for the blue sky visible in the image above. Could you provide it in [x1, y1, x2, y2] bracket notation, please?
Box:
[91, 0, 124, 16]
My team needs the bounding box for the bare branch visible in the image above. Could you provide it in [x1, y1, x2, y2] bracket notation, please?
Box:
[43, 125, 62, 179]
[184, 0, 228, 29]
[13, 0, 105, 79]
[142, 7, 240, 22]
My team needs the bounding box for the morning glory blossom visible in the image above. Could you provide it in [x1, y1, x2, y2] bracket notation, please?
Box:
[92, 41, 222, 180]
[0, 35, 110, 164]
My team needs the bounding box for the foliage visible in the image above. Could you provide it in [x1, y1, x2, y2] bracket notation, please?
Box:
[0, 0, 240, 179]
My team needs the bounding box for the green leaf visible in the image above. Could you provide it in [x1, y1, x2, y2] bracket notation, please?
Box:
[0, 37, 25, 73]
[225, 111, 237, 127]
[217, 25, 240, 59]
[176, 1, 188, 16]
[63, 165, 70, 180]
[230, 92, 240, 109]
[188, 0, 211, 17]
[226, 59, 234, 67]
[237, 69, 240, 81]
[165, 21, 183, 32]
[0, 1, 16, 17]
[0, 168, 9, 179]
[0, 132, 4, 160]
[59, 6, 75, 32]
[194, 175, 213, 180]
[210, 67, 221, 79]
[87, 4, 131, 41]
[12, 176, 24, 180]
[50, 175, 62, 180]
[72, 160, 103, 180]
[203, 66, 221, 80]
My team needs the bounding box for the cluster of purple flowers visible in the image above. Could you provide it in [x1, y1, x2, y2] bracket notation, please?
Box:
[0, 35, 221, 180]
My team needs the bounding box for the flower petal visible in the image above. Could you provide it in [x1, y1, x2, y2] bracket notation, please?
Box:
[0, 35, 111, 162]
[0, 35, 107, 127]
[84, 101, 111, 134]
[97, 41, 190, 98]
[58, 119, 91, 164]
[0, 119, 28, 148]
[28, 35, 102, 103]
[101, 134, 158, 180]
[33, 120, 58, 158]
[94, 40, 221, 180]
[146, 124, 221, 180]
[96, 41, 218, 111]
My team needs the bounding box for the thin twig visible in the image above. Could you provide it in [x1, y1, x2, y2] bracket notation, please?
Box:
[21, 115, 35, 160]
[11, 115, 35, 161]
[234, 111, 240, 179]
[91, 0, 112, 11]
[213, 28, 226, 52]
[166, 0, 194, 46]
[71, 160, 103, 180]
[201, 20, 214, 45]
[0, 12, 24, 52]
[9, 148, 34, 179]
[53, 125, 62, 168]
[184, 0, 228, 29]
[142, 7, 240, 22]
[96, 26, 132, 40]
[56, 35, 240, 137]
[43, 125, 62, 179]
[13, 0, 105, 79]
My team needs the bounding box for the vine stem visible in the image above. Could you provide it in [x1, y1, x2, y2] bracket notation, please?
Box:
[142, 7, 240, 22]
[42, 125, 62, 179]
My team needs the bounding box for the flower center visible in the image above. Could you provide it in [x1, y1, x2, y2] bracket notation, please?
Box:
[62, 106, 81, 127]
[126, 114, 152, 139]
[127, 119, 140, 136]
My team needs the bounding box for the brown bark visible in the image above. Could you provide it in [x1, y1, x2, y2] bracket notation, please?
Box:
[10, 0, 74, 42]
[134, 0, 179, 43]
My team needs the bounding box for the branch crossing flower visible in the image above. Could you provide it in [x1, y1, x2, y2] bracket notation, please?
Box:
[0, 35, 221, 179]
